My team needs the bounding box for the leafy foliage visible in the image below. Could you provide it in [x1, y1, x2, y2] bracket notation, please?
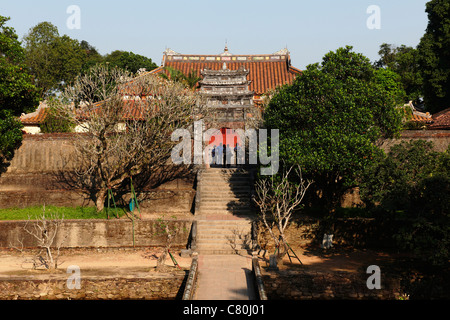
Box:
[417, 0, 450, 113]
[264, 46, 403, 212]
[104, 50, 158, 74]
[23, 22, 87, 98]
[0, 109, 23, 175]
[359, 140, 450, 266]
[375, 43, 423, 103]
[160, 67, 201, 89]
[39, 103, 75, 133]
[0, 15, 39, 115]
[359, 140, 446, 212]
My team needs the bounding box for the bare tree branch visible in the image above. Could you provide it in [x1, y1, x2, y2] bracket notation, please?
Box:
[253, 165, 313, 260]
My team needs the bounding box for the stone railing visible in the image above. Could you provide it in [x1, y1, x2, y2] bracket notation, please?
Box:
[252, 253, 268, 300]
[182, 252, 199, 300]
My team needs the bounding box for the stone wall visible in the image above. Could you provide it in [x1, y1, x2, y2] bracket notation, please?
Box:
[0, 219, 193, 248]
[0, 134, 196, 212]
[261, 270, 401, 300]
[0, 273, 187, 300]
[381, 130, 450, 153]
[341, 130, 450, 207]
[256, 217, 404, 253]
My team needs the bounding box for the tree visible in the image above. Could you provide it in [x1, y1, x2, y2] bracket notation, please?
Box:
[23, 22, 86, 98]
[160, 67, 201, 89]
[359, 140, 446, 212]
[56, 65, 206, 212]
[253, 165, 312, 261]
[360, 140, 449, 266]
[40, 101, 75, 133]
[0, 15, 39, 115]
[417, 0, 450, 114]
[0, 109, 23, 175]
[264, 46, 403, 213]
[104, 50, 157, 74]
[375, 43, 423, 103]
[155, 215, 183, 271]
[80, 40, 103, 72]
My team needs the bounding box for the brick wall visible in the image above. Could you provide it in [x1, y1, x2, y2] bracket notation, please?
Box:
[0, 134, 196, 211]
[0, 274, 187, 300]
[261, 270, 402, 300]
[0, 219, 193, 248]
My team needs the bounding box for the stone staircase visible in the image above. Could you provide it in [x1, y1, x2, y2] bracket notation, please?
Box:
[195, 168, 255, 254]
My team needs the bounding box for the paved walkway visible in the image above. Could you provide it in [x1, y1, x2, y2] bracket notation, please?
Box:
[194, 254, 256, 300]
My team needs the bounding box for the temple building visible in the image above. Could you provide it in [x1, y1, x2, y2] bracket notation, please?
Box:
[148, 46, 301, 108]
[19, 47, 303, 135]
[146, 46, 302, 147]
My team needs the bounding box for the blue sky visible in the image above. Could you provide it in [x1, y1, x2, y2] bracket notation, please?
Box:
[1, 0, 429, 69]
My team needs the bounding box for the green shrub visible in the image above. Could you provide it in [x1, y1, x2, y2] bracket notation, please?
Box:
[40, 105, 74, 133]
[359, 140, 450, 265]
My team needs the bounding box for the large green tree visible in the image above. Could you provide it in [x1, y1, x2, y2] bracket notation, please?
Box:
[0, 16, 37, 176]
[417, 0, 450, 114]
[23, 22, 87, 98]
[0, 15, 39, 115]
[104, 50, 157, 74]
[264, 46, 403, 213]
[375, 43, 423, 104]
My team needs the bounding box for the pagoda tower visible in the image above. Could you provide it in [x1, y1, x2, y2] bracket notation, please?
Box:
[199, 62, 254, 132]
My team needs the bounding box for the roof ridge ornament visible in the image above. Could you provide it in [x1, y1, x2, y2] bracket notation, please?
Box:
[272, 48, 289, 56]
[220, 43, 232, 56]
[164, 48, 181, 56]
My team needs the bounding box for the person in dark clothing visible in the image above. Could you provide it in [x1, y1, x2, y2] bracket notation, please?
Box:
[217, 143, 223, 167]
[226, 144, 232, 168]
[211, 145, 216, 166]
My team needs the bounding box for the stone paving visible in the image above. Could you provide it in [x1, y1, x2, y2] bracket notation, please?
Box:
[194, 254, 256, 300]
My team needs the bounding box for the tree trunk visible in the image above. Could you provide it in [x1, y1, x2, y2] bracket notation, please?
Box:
[156, 245, 170, 272]
[96, 188, 107, 213]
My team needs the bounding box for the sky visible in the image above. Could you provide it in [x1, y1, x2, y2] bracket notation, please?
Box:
[1, 0, 429, 70]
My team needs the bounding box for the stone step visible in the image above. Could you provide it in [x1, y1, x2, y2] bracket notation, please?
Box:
[200, 185, 252, 192]
[197, 227, 251, 235]
[200, 190, 252, 196]
[200, 180, 250, 186]
[196, 219, 252, 226]
[195, 249, 250, 255]
[197, 209, 254, 215]
[200, 195, 251, 201]
[199, 202, 251, 209]
[201, 173, 250, 179]
[196, 230, 251, 240]
[196, 240, 250, 248]
[195, 241, 251, 249]
[205, 168, 249, 173]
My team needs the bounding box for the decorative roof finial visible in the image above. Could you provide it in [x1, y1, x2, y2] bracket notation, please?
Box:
[220, 41, 232, 56]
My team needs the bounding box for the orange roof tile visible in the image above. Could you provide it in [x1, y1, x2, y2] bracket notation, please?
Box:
[149, 50, 301, 96]
[20, 102, 50, 125]
[429, 107, 450, 129]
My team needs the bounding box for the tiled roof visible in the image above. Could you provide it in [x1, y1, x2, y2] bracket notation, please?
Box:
[429, 107, 450, 129]
[75, 100, 150, 121]
[403, 102, 433, 123]
[147, 48, 301, 96]
[410, 111, 432, 123]
[20, 100, 150, 125]
[20, 102, 50, 125]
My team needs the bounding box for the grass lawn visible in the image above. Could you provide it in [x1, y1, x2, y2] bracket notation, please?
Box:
[0, 205, 129, 220]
